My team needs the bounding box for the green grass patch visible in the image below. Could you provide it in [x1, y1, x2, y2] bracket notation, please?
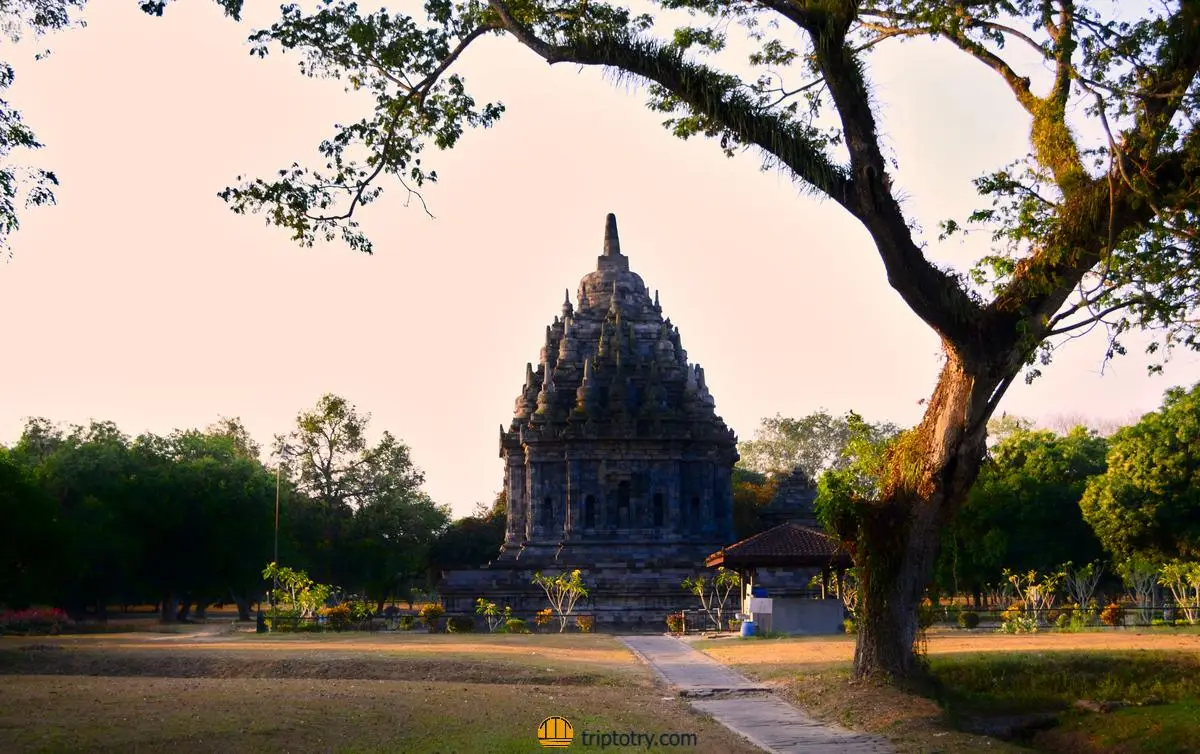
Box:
[928, 650, 1200, 717]
[1040, 698, 1200, 754]
[924, 651, 1200, 753]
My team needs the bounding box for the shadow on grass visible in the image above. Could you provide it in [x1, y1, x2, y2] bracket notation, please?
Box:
[922, 651, 1200, 753]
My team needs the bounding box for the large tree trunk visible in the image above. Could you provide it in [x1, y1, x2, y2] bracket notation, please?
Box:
[231, 590, 252, 621]
[853, 350, 997, 679]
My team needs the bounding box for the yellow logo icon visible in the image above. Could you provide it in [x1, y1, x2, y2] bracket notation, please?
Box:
[537, 716, 574, 748]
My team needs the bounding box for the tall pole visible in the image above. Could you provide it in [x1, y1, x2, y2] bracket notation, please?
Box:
[273, 458, 282, 600]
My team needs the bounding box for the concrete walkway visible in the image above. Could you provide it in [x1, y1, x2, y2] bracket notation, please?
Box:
[621, 635, 892, 754]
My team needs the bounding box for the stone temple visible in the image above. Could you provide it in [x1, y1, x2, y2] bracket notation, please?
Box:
[439, 214, 739, 627]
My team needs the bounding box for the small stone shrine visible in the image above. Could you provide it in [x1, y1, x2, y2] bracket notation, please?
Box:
[439, 214, 739, 627]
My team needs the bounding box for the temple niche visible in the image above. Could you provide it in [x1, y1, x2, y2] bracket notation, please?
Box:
[439, 214, 739, 627]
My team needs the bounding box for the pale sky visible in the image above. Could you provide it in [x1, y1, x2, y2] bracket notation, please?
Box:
[2, 2, 1197, 517]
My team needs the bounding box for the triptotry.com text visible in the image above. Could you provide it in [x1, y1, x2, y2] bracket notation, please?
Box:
[579, 731, 698, 749]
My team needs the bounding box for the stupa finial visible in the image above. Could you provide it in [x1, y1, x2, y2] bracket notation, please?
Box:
[603, 213, 621, 256]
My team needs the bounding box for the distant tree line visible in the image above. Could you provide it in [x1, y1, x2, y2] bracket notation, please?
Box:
[737, 386, 1200, 604]
[0, 394, 503, 620]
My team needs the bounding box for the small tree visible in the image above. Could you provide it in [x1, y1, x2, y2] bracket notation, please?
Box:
[1159, 561, 1200, 625]
[1120, 555, 1160, 626]
[262, 562, 331, 619]
[532, 570, 588, 633]
[475, 598, 512, 633]
[1004, 568, 1063, 627]
[682, 568, 742, 631]
[1063, 561, 1104, 611]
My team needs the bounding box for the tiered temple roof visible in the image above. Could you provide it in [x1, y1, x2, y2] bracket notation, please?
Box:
[503, 213, 734, 448]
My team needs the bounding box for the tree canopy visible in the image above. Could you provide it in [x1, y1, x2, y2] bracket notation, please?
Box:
[936, 425, 1108, 598]
[738, 410, 900, 479]
[1081, 382, 1200, 563]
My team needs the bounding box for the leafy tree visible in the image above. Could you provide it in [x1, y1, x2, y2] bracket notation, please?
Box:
[348, 488, 450, 611]
[1081, 383, 1200, 563]
[16, 0, 1188, 678]
[936, 426, 1108, 601]
[682, 567, 742, 631]
[428, 491, 507, 578]
[731, 467, 778, 539]
[532, 569, 588, 632]
[0, 446, 56, 607]
[279, 393, 442, 596]
[739, 411, 900, 479]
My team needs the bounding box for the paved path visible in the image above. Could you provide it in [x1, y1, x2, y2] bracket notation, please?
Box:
[621, 635, 892, 754]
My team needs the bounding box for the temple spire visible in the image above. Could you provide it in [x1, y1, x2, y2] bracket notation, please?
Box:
[603, 213, 621, 256]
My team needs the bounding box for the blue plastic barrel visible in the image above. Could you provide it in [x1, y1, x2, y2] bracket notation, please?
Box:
[740, 620, 755, 637]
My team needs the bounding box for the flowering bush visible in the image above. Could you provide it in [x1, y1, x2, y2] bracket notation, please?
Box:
[0, 608, 73, 635]
[535, 608, 553, 627]
[665, 612, 685, 634]
[574, 615, 594, 633]
[321, 604, 352, 631]
[999, 602, 1037, 634]
[1101, 602, 1125, 627]
[420, 603, 445, 632]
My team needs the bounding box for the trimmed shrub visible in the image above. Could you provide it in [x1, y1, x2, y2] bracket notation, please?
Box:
[1100, 603, 1124, 627]
[419, 603, 445, 633]
[321, 604, 353, 631]
[505, 618, 530, 634]
[665, 612, 685, 634]
[957, 611, 980, 629]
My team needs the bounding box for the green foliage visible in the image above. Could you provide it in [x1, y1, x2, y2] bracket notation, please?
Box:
[504, 618, 530, 634]
[420, 603, 444, 632]
[532, 569, 589, 633]
[936, 427, 1108, 598]
[682, 567, 741, 631]
[738, 411, 900, 479]
[428, 492, 506, 578]
[279, 393, 450, 604]
[263, 562, 332, 619]
[321, 604, 353, 630]
[730, 467, 777, 539]
[665, 612, 684, 634]
[956, 611, 980, 630]
[1082, 384, 1200, 563]
[928, 651, 1200, 716]
[1157, 561, 1200, 625]
[474, 597, 512, 633]
[814, 412, 897, 545]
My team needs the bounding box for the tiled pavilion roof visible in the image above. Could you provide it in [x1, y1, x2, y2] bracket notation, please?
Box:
[706, 522, 852, 570]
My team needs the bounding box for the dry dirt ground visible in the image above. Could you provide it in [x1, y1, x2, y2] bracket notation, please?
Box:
[698, 629, 1200, 678]
[0, 631, 760, 753]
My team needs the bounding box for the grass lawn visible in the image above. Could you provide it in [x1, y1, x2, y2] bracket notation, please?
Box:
[0, 632, 758, 753]
[695, 631, 1200, 754]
